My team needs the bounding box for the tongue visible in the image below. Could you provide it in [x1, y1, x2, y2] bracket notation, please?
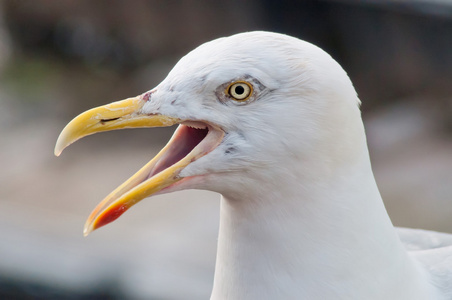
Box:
[150, 125, 208, 177]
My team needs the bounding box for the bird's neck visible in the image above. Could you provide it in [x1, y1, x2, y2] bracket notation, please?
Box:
[211, 149, 432, 299]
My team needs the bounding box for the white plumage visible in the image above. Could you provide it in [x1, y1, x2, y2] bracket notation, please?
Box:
[151, 32, 452, 299]
[57, 31, 452, 299]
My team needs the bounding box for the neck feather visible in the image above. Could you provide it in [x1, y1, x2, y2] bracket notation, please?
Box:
[210, 145, 433, 299]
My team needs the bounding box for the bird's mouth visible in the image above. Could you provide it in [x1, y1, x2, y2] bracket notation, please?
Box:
[55, 95, 224, 235]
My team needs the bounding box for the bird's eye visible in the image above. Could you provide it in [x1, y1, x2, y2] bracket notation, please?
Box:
[227, 81, 253, 101]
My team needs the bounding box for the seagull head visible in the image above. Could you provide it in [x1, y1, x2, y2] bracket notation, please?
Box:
[55, 31, 363, 236]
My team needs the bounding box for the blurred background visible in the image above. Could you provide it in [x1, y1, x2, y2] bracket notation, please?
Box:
[0, 0, 451, 299]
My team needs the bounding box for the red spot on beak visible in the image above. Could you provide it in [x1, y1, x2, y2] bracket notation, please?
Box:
[96, 204, 130, 230]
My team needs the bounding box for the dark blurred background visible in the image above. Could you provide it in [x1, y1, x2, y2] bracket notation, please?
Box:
[1, 0, 451, 299]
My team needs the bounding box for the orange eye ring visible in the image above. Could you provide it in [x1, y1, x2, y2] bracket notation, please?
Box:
[226, 81, 253, 101]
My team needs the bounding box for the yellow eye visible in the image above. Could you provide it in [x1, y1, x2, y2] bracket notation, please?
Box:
[227, 81, 253, 101]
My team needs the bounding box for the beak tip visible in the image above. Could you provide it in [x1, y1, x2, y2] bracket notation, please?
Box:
[83, 224, 93, 237]
[54, 148, 62, 157]
[54, 134, 68, 157]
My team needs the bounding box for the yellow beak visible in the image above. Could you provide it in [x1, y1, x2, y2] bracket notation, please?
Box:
[55, 96, 178, 156]
[55, 95, 223, 236]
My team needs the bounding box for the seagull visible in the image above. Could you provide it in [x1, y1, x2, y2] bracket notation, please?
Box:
[55, 31, 452, 299]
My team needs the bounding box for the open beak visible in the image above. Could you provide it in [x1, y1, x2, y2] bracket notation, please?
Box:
[55, 95, 224, 236]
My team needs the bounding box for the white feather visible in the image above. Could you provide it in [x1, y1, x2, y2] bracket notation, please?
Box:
[141, 31, 452, 299]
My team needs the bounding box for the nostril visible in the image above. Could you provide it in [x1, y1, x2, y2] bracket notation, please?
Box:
[100, 117, 120, 124]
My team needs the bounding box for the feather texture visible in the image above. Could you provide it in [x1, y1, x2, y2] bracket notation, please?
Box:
[138, 31, 452, 299]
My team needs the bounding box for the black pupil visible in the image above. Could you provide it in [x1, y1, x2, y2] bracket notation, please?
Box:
[234, 85, 245, 95]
